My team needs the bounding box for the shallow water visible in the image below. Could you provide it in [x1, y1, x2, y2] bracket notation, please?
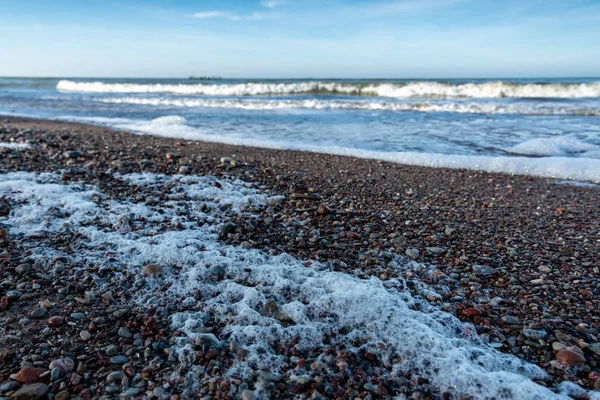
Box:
[1, 77, 599, 180]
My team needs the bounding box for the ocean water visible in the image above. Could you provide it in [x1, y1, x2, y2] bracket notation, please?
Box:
[1, 77, 599, 181]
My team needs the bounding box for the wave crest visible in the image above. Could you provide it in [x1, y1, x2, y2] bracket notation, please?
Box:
[57, 80, 600, 99]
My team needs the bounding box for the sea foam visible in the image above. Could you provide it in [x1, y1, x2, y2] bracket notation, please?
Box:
[96, 96, 600, 116]
[1, 171, 597, 399]
[57, 79, 600, 98]
[88, 115, 600, 183]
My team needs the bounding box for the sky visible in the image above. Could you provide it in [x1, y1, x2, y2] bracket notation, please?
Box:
[0, 0, 599, 78]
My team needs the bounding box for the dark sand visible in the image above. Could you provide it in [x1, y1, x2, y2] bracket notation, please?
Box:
[1, 116, 599, 399]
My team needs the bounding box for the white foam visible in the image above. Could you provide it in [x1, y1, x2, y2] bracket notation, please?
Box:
[0, 141, 31, 150]
[2, 172, 598, 399]
[95, 96, 600, 116]
[505, 138, 600, 157]
[56, 80, 600, 99]
[103, 116, 600, 183]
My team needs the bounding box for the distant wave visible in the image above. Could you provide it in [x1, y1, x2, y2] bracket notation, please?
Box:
[95, 96, 600, 116]
[57, 79, 600, 98]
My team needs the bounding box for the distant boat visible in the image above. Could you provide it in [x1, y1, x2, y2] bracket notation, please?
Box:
[188, 76, 223, 80]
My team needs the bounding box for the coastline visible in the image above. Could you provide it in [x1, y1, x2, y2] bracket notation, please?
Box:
[1, 115, 599, 398]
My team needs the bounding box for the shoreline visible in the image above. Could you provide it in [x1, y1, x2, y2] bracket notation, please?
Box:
[1, 116, 600, 398]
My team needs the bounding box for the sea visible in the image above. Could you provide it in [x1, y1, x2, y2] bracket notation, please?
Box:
[1, 77, 599, 181]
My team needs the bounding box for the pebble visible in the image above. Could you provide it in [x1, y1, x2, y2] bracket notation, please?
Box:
[118, 327, 132, 338]
[472, 264, 498, 276]
[142, 264, 163, 277]
[523, 329, 547, 340]
[405, 248, 419, 258]
[63, 150, 84, 158]
[80, 331, 92, 341]
[6, 290, 22, 300]
[48, 358, 74, 374]
[105, 345, 119, 356]
[106, 371, 125, 384]
[110, 355, 129, 364]
[9, 383, 49, 400]
[588, 343, 600, 356]
[556, 347, 586, 366]
[241, 390, 256, 400]
[0, 381, 18, 394]
[501, 316, 520, 325]
[10, 367, 47, 384]
[552, 342, 567, 351]
[74, 291, 95, 305]
[15, 264, 32, 275]
[29, 308, 48, 319]
[47, 316, 65, 327]
[70, 312, 86, 320]
[50, 367, 61, 381]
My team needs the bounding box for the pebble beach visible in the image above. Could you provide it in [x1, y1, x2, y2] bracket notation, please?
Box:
[1, 116, 599, 400]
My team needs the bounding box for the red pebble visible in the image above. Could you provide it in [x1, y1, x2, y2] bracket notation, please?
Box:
[10, 367, 47, 383]
[47, 316, 65, 327]
[556, 348, 586, 366]
[461, 308, 481, 316]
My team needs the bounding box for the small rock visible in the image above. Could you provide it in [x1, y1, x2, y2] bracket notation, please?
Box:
[552, 342, 567, 352]
[6, 291, 22, 301]
[473, 264, 498, 276]
[70, 312, 86, 320]
[106, 371, 125, 384]
[118, 327, 132, 338]
[501, 316, 521, 325]
[241, 390, 256, 400]
[10, 367, 47, 384]
[588, 343, 600, 356]
[50, 367, 61, 381]
[55, 391, 70, 400]
[9, 383, 49, 400]
[444, 227, 456, 236]
[74, 291, 95, 305]
[29, 308, 48, 319]
[426, 247, 445, 254]
[556, 347, 586, 366]
[523, 329, 547, 340]
[405, 248, 419, 258]
[47, 316, 65, 327]
[80, 331, 91, 341]
[178, 166, 190, 174]
[110, 356, 129, 364]
[49, 358, 74, 374]
[143, 264, 163, 277]
[105, 345, 119, 356]
[15, 264, 32, 275]
[63, 150, 84, 158]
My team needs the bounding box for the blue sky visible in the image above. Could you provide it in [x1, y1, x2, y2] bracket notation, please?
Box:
[0, 0, 599, 78]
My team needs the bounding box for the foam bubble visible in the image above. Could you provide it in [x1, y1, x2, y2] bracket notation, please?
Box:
[1, 171, 598, 399]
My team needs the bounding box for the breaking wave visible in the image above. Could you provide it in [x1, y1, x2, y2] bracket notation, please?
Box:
[57, 80, 600, 98]
[96, 96, 600, 116]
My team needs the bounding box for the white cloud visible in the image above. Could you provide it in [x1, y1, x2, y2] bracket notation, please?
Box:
[261, 0, 286, 8]
[193, 10, 271, 21]
[193, 11, 227, 19]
